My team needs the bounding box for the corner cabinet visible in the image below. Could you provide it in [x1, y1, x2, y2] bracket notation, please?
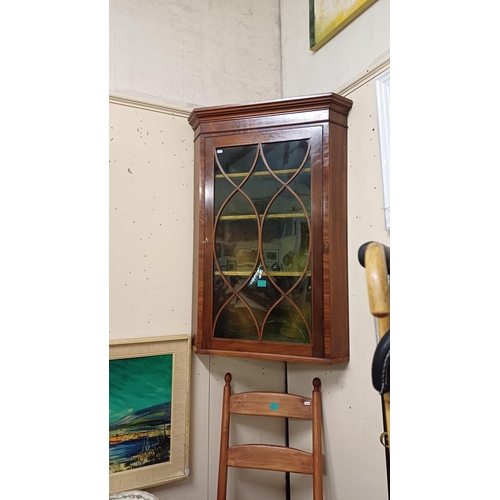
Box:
[189, 93, 353, 365]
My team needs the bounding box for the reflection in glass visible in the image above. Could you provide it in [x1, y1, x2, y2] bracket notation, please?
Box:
[216, 145, 258, 177]
[213, 139, 312, 344]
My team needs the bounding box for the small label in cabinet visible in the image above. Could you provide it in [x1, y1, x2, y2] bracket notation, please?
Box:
[257, 280, 267, 287]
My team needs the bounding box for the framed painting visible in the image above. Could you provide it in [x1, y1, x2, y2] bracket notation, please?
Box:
[236, 247, 258, 270]
[309, 0, 378, 51]
[109, 335, 191, 494]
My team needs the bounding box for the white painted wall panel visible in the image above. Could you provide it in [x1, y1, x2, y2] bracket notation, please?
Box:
[287, 78, 390, 500]
[109, 99, 194, 339]
[110, 0, 282, 108]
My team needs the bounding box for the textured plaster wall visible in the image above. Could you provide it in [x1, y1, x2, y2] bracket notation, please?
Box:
[110, 0, 282, 108]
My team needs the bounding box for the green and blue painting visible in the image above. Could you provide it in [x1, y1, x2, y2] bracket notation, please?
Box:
[109, 354, 173, 473]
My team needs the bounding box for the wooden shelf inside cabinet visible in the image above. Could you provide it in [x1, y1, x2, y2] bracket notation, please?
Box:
[216, 167, 311, 179]
[219, 213, 307, 221]
[189, 93, 353, 365]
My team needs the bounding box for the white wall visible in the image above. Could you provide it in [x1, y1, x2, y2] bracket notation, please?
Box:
[109, 98, 287, 500]
[109, 97, 194, 338]
[110, 0, 282, 108]
[280, 2, 390, 499]
[287, 77, 390, 500]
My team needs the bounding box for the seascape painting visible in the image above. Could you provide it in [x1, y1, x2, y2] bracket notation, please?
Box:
[109, 354, 173, 473]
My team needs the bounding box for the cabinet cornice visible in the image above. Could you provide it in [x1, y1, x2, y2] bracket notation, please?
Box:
[188, 93, 352, 131]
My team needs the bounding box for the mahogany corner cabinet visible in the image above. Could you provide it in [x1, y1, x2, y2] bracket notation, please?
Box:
[188, 93, 353, 364]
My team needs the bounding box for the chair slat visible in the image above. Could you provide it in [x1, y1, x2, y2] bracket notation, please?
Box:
[229, 391, 313, 419]
[227, 444, 313, 474]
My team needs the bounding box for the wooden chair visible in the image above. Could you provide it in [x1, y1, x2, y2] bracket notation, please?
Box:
[217, 373, 323, 500]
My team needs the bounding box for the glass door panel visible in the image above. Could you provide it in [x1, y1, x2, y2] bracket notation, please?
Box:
[212, 139, 312, 344]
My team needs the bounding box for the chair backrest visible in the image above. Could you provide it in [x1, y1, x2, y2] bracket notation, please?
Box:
[217, 372, 323, 500]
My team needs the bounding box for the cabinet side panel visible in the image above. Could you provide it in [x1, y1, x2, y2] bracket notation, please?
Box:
[310, 126, 326, 358]
[321, 123, 332, 359]
[328, 123, 350, 360]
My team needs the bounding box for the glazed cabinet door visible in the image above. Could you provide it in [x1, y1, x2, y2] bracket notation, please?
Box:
[199, 127, 325, 361]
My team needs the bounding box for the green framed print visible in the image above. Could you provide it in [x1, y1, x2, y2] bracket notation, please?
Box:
[109, 335, 191, 494]
[309, 0, 378, 51]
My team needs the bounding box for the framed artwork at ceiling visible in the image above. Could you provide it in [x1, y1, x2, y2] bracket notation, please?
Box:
[309, 0, 378, 51]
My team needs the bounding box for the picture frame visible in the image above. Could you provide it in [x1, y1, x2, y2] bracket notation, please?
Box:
[109, 335, 191, 494]
[264, 249, 279, 268]
[309, 0, 378, 51]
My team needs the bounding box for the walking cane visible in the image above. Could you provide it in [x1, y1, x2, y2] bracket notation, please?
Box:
[358, 241, 390, 491]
